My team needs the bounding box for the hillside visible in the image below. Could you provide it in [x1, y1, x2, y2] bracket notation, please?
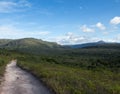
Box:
[0, 39, 120, 94]
[0, 38, 63, 55]
[0, 38, 61, 50]
[66, 41, 120, 49]
[1, 38, 120, 55]
[0, 39, 12, 46]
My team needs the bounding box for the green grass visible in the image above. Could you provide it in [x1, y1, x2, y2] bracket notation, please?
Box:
[0, 59, 6, 76]
[0, 48, 120, 94]
[15, 47, 120, 94]
[18, 61, 120, 94]
[0, 60, 7, 84]
[0, 50, 12, 83]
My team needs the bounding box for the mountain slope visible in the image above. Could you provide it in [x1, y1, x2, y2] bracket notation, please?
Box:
[67, 41, 105, 48]
[0, 38, 61, 49]
[0, 39, 12, 46]
[67, 41, 120, 49]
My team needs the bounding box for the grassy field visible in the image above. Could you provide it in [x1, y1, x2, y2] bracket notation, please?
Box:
[0, 48, 120, 94]
[0, 50, 12, 83]
[16, 48, 120, 94]
[18, 60, 120, 94]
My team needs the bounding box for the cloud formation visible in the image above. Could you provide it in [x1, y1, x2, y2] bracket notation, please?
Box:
[52, 32, 120, 45]
[80, 25, 95, 32]
[96, 22, 106, 30]
[0, 0, 31, 13]
[110, 16, 120, 25]
[0, 25, 50, 39]
[54, 32, 100, 45]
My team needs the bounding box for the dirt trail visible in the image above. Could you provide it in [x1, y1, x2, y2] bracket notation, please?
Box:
[0, 60, 52, 94]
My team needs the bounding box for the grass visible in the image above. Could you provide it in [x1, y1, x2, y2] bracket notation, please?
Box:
[0, 50, 12, 83]
[18, 60, 120, 94]
[0, 59, 6, 76]
[0, 48, 120, 94]
[0, 56, 9, 83]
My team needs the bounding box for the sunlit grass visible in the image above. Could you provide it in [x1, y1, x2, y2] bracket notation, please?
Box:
[18, 61, 120, 94]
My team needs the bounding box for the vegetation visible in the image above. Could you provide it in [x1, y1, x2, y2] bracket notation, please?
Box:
[0, 49, 13, 83]
[16, 47, 120, 94]
[0, 38, 61, 50]
[0, 38, 120, 94]
[18, 61, 120, 94]
[0, 39, 12, 45]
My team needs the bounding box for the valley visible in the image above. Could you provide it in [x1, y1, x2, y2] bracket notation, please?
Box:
[0, 38, 120, 94]
[0, 0, 119, 94]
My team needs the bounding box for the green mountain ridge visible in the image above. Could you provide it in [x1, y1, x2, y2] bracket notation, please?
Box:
[0, 38, 61, 50]
[1, 38, 120, 55]
[0, 39, 12, 46]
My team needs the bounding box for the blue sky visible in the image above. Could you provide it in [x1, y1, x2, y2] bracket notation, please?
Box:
[0, 0, 120, 44]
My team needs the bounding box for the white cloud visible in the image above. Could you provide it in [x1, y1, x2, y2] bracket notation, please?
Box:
[96, 22, 106, 30]
[0, 0, 31, 13]
[38, 10, 53, 16]
[52, 32, 100, 45]
[52, 32, 120, 45]
[115, 34, 120, 42]
[80, 25, 95, 32]
[53, 32, 120, 45]
[110, 16, 120, 25]
[0, 25, 50, 39]
[103, 31, 109, 35]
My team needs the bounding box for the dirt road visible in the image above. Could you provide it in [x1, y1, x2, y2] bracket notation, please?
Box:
[0, 60, 52, 94]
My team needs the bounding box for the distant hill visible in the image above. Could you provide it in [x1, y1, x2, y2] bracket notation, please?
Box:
[0, 38, 120, 54]
[0, 39, 12, 46]
[0, 38, 62, 54]
[65, 41, 105, 48]
[66, 41, 120, 49]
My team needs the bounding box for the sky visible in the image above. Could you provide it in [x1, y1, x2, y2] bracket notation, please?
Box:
[0, 0, 120, 44]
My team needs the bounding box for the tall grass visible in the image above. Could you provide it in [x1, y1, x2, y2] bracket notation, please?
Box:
[0, 48, 119, 94]
[0, 50, 12, 83]
[18, 60, 120, 94]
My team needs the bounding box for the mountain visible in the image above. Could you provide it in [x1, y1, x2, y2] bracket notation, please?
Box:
[0, 38, 61, 50]
[0, 38, 120, 55]
[0, 39, 12, 46]
[66, 41, 120, 49]
[66, 41, 106, 48]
